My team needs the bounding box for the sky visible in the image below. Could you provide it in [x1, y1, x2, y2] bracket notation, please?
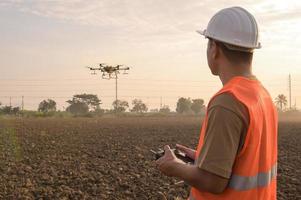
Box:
[0, 0, 301, 111]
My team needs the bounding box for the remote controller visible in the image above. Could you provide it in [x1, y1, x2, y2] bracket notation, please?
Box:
[150, 148, 194, 164]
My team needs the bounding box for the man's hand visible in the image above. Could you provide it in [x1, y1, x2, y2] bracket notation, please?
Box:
[155, 145, 185, 177]
[155, 145, 228, 194]
[176, 144, 196, 160]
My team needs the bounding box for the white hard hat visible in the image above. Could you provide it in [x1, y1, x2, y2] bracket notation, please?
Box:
[197, 7, 261, 51]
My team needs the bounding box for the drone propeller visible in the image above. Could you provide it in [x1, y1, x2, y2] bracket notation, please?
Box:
[86, 66, 99, 70]
[99, 63, 107, 67]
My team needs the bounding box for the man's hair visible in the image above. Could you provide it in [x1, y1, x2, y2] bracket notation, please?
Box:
[210, 39, 253, 65]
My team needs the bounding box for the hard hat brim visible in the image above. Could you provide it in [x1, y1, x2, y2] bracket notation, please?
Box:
[196, 29, 206, 36]
[196, 29, 261, 49]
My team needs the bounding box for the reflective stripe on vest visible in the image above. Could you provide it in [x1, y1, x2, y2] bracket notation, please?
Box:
[188, 164, 277, 200]
[228, 163, 277, 191]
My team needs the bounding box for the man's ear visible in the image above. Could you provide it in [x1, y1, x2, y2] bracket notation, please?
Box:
[211, 40, 218, 60]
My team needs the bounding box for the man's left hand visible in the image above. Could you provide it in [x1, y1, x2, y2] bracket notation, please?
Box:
[155, 145, 185, 177]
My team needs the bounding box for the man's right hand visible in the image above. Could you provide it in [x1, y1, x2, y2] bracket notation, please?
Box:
[176, 144, 196, 160]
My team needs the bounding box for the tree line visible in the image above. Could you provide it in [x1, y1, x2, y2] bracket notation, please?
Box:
[36, 94, 205, 116]
[0, 93, 205, 116]
[0, 93, 297, 117]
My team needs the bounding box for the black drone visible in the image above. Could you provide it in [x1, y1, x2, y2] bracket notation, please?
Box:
[86, 63, 130, 79]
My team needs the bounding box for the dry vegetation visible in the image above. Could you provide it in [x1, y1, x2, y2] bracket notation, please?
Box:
[0, 117, 300, 199]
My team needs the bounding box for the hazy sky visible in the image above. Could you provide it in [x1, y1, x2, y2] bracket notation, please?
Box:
[0, 0, 301, 110]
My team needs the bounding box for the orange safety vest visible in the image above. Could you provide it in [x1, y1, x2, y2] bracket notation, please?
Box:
[189, 76, 278, 200]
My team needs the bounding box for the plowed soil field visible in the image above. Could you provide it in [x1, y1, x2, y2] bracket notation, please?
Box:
[0, 117, 300, 199]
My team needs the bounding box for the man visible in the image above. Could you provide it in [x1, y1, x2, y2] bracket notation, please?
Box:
[155, 7, 277, 200]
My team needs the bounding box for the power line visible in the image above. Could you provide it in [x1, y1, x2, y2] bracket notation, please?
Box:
[0, 87, 221, 93]
[0, 82, 297, 87]
[0, 77, 216, 82]
[0, 95, 195, 99]
[1, 77, 299, 83]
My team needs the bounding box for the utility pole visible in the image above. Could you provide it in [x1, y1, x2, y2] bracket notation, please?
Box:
[115, 76, 118, 107]
[289, 74, 292, 110]
[9, 96, 11, 107]
[21, 96, 24, 111]
[160, 96, 162, 109]
[294, 98, 297, 110]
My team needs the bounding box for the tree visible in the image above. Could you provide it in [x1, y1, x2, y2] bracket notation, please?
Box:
[191, 99, 205, 115]
[0, 106, 20, 115]
[66, 94, 101, 115]
[1, 106, 12, 114]
[66, 102, 89, 115]
[112, 100, 129, 113]
[11, 107, 20, 115]
[131, 99, 148, 113]
[159, 105, 171, 114]
[38, 99, 57, 113]
[176, 97, 192, 114]
[275, 94, 287, 111]
[68, 94, 101, 111]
